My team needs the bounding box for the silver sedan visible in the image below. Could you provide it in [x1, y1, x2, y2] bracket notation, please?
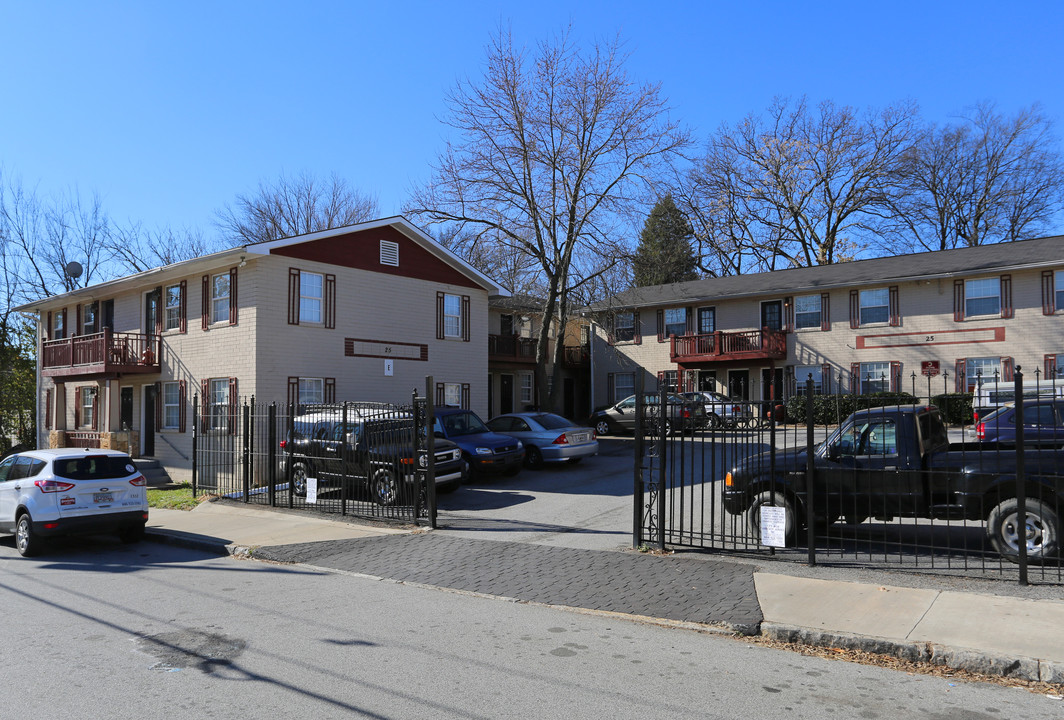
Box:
[485, 413, 598, 469]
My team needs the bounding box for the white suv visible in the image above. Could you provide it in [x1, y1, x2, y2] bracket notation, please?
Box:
[0, 449, 149, 557]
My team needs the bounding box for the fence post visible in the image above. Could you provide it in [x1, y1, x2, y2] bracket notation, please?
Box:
[424, 377, 437, 529]
[1015, 367, 1028, 585]
[805, 375, 816, 566]
[191, 394, 198, 497]
[286, 402, 295, 509]
[267, 402, 276, 507]
[632, 373, 644, 549]
[241, 401, 251, 502]
[657, 384, 667, 551]
[341, 402, 349, 516]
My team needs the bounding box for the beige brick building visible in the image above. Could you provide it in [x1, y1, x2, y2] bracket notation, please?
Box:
[18, 217, 506, 482]
[588, 235, 1064, 409]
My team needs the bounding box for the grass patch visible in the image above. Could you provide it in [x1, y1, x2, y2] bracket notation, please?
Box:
[147, 483, 208, 511]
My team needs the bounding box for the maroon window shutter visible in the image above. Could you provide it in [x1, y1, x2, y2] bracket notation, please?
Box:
[606, 314, 615, 345]
[46, 311, 53, 341]
[848, 290, 859, 329]
[435, 382, 445, 406]
[784, 297, 794, 333]
[888, 286, 900, 327]
[1046, 354, 1059, 380]
[633, 311, 642, 344]
[685, 307, 694, 334]
[325, 378, 336, 403]
[461, 295, 470, 342]
[60, 308, 67, 339]
[228, 378, 238, 434]
[93, 389, 101, 431]
[954, 359, 966, 392]
[179, 280, 188, 333]
[820, 293, 831, 332]
[201, 379, 209, 425]
[953, 279, 965, 322]
[1000, 275, 1013, 319]
[607, 374, 615, 404]
[849, 363, 860, 393]
[178, 380, 187, 433]
[75, 305, 82, 337]
[890, 361, 902, 393]
[325, 274, 336, 329]
[436, 292, 445, 340]
[821, 363, 832, 393]
[74, 387, 82, 427]
[201, 275, 210, 330]
[153, 288, 163, 336]
[1001, 357, 1014, 382]
[228, 268, 238, 325]
[784, 365, 795, 396]
[154, 381, 162, 431]
[461, 383, 470, 409]
[287, 377, 299, 406]
[44, 389, 52, 431]
[1042, 270, 1056, 315]
[657, 370, 665, 388]
[656, 309, 665, 342]
[288, 269, 300, 325]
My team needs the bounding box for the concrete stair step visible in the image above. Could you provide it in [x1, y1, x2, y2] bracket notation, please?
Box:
[135, 458, 178, 488]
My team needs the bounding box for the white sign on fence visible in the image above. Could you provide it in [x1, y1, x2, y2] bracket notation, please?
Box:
[760, 505, 787, 547]
[306, 477, 319, 504]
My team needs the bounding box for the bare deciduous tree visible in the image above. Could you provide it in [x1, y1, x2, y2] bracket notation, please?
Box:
[107, 222, 223, 274]
[217, 171, 380, 245]
[406, 26, 689, 410]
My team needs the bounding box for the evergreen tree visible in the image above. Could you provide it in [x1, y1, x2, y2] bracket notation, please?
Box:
[633, 195, 698, 286]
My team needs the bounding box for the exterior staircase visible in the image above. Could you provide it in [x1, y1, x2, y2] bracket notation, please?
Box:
[135, 458, 177, 488]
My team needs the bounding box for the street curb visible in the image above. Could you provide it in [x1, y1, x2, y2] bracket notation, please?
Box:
[761, 622, 1064, 683]
[144, 528, 233, 557]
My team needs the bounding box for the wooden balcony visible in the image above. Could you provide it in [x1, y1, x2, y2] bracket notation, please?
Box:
[562, 344, 590, 368]
[42, 330, 161, 379]
[670, 328, 787, 364]
[488, 334, 538, 364]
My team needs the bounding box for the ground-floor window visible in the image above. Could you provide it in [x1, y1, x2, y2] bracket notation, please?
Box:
[520, 373, 533, 404]
[659, 370, 678, 391]
[794, 365, 823, 394]
[299, 377, 324, 405]
[80, 387, 97, 429]
[209, 379, 230, 431]
[859, 362, 890, 394]
[613, 372, 635, 403]
[163, 382, 180, 429]
[967, 357, 1003, 389]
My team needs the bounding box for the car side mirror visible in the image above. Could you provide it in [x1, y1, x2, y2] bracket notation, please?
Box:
[615, 406, 624, 414]
[827, 443, 840, 461]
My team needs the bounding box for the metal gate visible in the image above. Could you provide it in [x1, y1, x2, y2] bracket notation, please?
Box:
[634, 370, 1064, 584]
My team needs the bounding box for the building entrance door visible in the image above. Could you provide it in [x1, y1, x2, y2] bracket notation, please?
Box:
[500, 374, 514, 414]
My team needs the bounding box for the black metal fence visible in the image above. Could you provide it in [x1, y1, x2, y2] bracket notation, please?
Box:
[192, 390, 438, 527]
[635, 368, 1064, 584]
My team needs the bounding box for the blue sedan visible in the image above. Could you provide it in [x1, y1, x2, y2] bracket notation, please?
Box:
[486, 413, 598, 469]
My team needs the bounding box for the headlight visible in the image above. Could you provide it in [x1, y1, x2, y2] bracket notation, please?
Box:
[418, 455, 428, 468]
[476, 447, 492, 455]
[516, 440, 523, 449]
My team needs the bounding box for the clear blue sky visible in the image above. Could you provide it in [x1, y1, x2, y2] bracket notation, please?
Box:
[2, 1, 1062, 237]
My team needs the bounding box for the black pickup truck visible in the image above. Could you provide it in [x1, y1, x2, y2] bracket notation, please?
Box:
[723, 405, 1064, 562]
[282, 412, 466, 505]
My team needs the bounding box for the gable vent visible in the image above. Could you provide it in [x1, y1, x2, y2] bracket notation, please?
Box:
[380, 240, 399, 267]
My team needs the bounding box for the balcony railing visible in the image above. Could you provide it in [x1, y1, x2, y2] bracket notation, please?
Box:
[489, 334, 538, 363]
[562, 344, 590, 368]
[42, 330, 161, 378]
[66, 431, 102, 449]
[670, 328, 787, 363]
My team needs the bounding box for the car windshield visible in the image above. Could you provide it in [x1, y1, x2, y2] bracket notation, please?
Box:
[440, 411, 489, 436]
[532, 413, 572, 430]
[54, 455, 137, 480]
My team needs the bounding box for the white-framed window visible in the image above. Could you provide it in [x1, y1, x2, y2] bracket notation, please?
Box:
[209, 378, 230, 431]
[212, 273, 230, 324]
[664, 308, 686, 338]
[380, 240, 399, 267]
[614, 311, 635, 342]
[444, 382, 461, 407]
[443, 294, 462, 338]
[660, 370, 678, 391]
[794, 294, 822, 330]
[794, 365, 823, 394]
[162, 382, 180, 429]
[614, 372, 635, 403]
[81, 387, 97, 429]
[82, 302, 97, 335]
[298, 378, 324, 405]
[1057, 272, 1064, 311]
[697, 307, 715, 334]
[519, 373, 533, 404]
[967, 357, 1003, 388]
[859, 362, 890, 394]
[53, 311, 65, 339]
[965, 278, 1000, 317]
[299, 272, 323, 324]
[859, 289, 889, 325]
[164, 284, 182, 331]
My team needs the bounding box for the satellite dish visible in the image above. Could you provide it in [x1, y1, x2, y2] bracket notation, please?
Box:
[64, 261, 83, 279]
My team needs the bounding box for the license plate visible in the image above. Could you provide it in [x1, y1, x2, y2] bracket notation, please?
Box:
[571, 433, 588, 443]
[93, 492, 114, 503]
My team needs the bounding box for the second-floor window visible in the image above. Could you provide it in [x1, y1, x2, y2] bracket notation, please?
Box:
[698, 307, 715, 334]
[1057, 271, 1064, 311]
[300, 272, 323, 324]
[53, 310, 65, 339]
[794, 294, 822, 330]
[664, 308, 686, 338]
[965, 278, 1000, 317]
[212, 273, 230, 324]
[443, 294, 462, 337]
[859, 289, 889, 325]
[165, 284, 182, 331]
[615, 312, 635, 342]
[82, 302, 98, 335]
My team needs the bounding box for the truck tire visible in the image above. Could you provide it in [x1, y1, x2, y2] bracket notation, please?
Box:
[987, 498, 1060, 564]
[747, 491, 796, 546]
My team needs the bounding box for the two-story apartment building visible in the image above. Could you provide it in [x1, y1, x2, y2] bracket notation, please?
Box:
[17, 217, 506, 482]
[487, 295, 591, 420]
[589, 235, 1064, 408]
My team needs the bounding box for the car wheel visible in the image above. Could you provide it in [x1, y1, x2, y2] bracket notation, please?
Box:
[746, 491, 796, 546]
[291, 462, 309, 497]
[987, 497, 1060, 564]
[524, 446, 544, 470]
[371, 467, 400, 506]
[15, 513, 40, 557]
[705, 413, 722, 430]
[119, 525, 145, 544]
[594, 419, 611, 436]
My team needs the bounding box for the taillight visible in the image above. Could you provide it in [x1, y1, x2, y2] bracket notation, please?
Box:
[129, 475, 147, 487]
[976, 422, 985, 440]
[682, 409, 691, 418]
[591, 429, 597, 440]
[552, 434, 569, 445]
[279, 440, 288, 449]
[732, 405, 741, 413]
[725, 472, 734, 487]
[35, 479, 76, 493]
[400, 457, 414, 465]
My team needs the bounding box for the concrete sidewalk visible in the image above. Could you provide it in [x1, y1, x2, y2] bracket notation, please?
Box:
[145, 501, 1064, 684]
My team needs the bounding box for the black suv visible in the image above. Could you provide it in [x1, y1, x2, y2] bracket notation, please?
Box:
[281, 411, 466, 505]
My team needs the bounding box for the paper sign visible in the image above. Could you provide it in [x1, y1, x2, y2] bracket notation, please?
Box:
[760, 505, 787, 547]
[306, 477, 318, 504]
[385, 359, 394, 376]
